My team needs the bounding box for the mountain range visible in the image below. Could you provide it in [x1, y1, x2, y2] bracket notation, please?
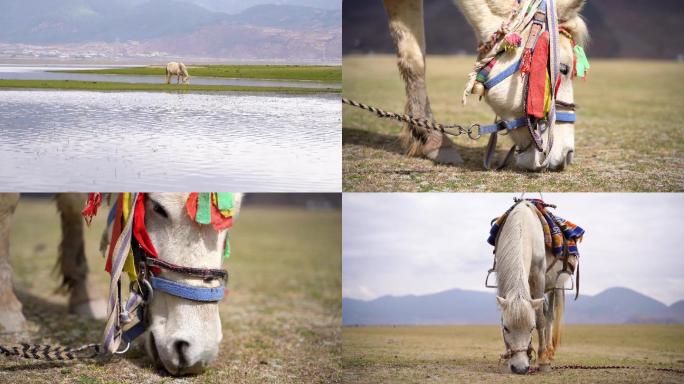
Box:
[343, 0, 684, 59]
[343, 287, 684, 325]
[0, 0, 341, 62]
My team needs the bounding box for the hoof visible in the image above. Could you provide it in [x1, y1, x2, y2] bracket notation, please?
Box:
[425, 146, 463, 165]
[538, 363, 552, 373]
[0, 309, 26, 333]
[70, 299, 107, 319]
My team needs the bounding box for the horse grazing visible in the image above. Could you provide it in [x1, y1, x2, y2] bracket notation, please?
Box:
[165, 62, 190, 85]
[492, 200, 575, 374]
[0, 193, 242, 375]
[382, 0, 588, 171]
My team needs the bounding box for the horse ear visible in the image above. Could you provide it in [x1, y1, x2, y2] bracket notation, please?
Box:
[496, 296, 508, 309]
[530, 298, 544, 310]
[561, 15, 589, 47]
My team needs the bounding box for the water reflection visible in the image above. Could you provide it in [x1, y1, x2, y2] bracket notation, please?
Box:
[0, 90, 341, 191]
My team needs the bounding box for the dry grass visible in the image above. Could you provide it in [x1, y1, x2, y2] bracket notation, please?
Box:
[342, 55, 684, 191]
[343, 324, 684, 383]
[0, 197, 341, 383]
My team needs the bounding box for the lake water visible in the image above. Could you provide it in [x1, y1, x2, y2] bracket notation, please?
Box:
[0, 90, 341, 191]
[0, 65, 339, 89]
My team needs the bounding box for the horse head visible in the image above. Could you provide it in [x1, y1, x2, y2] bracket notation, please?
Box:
[496, 294, 544, 374]
[140, 192, 242, 375]
[483, 14, 588, 171]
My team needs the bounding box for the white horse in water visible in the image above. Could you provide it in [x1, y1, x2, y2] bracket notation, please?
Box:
[381, 0, 588, 171]
[165, 62, 190, 85]
[494, 200, 569, 374]
[0, 193, 242, 375]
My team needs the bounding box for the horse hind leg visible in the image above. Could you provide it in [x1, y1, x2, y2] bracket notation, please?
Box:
[383, 0, 462, 165]
[0, 193, 26, 333]
[55, 193, 106, 319]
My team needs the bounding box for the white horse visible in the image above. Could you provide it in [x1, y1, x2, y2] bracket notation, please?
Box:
[165, 62, 190, 85]
[381, 0, 588, 171]
[494, 200, 568, 374]
[0, 193, 242, 375]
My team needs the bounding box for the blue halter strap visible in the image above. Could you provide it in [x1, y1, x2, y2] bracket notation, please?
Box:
[149, 276, 225, 302]
[479, 112, 575, 136]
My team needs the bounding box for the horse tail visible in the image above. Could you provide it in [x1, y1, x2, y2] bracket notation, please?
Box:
[551, 288, 564, 350]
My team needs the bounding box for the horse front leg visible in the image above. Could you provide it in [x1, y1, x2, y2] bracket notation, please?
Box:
[383, 0, 462, 165]
[55, 193, 106, 319]
[0, 193, 26, 333]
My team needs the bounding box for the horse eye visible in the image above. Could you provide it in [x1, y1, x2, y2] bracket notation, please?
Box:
[503, 326, 510, 333]
[152, 202, 169, 219]
[560, 64, 569, 75]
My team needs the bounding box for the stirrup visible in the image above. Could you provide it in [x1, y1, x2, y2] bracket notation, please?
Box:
[485, 268, 497, 288]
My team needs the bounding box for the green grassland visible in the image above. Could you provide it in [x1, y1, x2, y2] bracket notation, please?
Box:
[342, 55, 684, 191]
[0, 79, 340, 94]
[56, 65, 342, 83]
[343, 324, 684, 383]
[0, 198, 341, 383]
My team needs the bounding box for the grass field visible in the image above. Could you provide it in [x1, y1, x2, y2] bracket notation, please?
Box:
[343, 324, 684, 383]
[56, 65, 342, 83]
[0, 197, 341, 383]
[342, 55, 684, 191]
[0, 79, 340, 94]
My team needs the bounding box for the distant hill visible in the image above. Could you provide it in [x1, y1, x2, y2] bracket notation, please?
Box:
[343, 287, 684, 325]
[0, 0, 340, 62]
[189, 0, 341, 14]
[342, 0, 684, 59]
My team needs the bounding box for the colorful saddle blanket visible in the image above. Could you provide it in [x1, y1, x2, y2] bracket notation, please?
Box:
[487, 199, 585, 259]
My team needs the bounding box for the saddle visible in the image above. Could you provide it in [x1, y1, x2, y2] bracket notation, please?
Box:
[486, 198, 585, 299]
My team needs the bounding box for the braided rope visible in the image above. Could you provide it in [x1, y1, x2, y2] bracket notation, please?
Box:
[527, 364, 684, 374]
[342, 98, 482, 140]
[0, 343, 101, 361]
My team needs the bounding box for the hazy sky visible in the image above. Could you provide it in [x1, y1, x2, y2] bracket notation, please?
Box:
[343, 193, 684, 305]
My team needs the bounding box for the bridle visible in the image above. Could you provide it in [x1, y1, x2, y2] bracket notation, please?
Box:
[112, 236, 229, 352]
[93, 192, 233, 355]
[471, 0, 579, 170]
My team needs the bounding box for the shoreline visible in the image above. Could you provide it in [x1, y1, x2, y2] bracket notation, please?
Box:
[53, 64, 342, 83]
[0, 79, 341, 94]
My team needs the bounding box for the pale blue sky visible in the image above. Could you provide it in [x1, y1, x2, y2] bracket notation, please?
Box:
[343, 193, 684, 305]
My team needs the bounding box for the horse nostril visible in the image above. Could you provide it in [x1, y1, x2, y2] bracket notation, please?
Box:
[566, 150, 574, 165]
[174, 340, 190, 368]
[511, 365, 529, 374]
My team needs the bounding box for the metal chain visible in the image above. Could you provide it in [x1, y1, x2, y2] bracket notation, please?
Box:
[0, 343, 101, 361]
[342, 97, 482, 140]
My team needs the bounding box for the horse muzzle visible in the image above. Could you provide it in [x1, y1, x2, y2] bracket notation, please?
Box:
[147, 330, 219, 376]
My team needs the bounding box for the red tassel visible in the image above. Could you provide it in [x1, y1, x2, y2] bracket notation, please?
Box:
[519, 48, 532, 75]
[527, 31, 550, 119]
[81, 193, 102, 226]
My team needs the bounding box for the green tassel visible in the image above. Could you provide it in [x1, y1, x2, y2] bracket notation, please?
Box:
[223, 234, 231, 259]
[216, 192, 234, 211]
[574, 45, 590, 78]
[196, 193, 212, 224]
